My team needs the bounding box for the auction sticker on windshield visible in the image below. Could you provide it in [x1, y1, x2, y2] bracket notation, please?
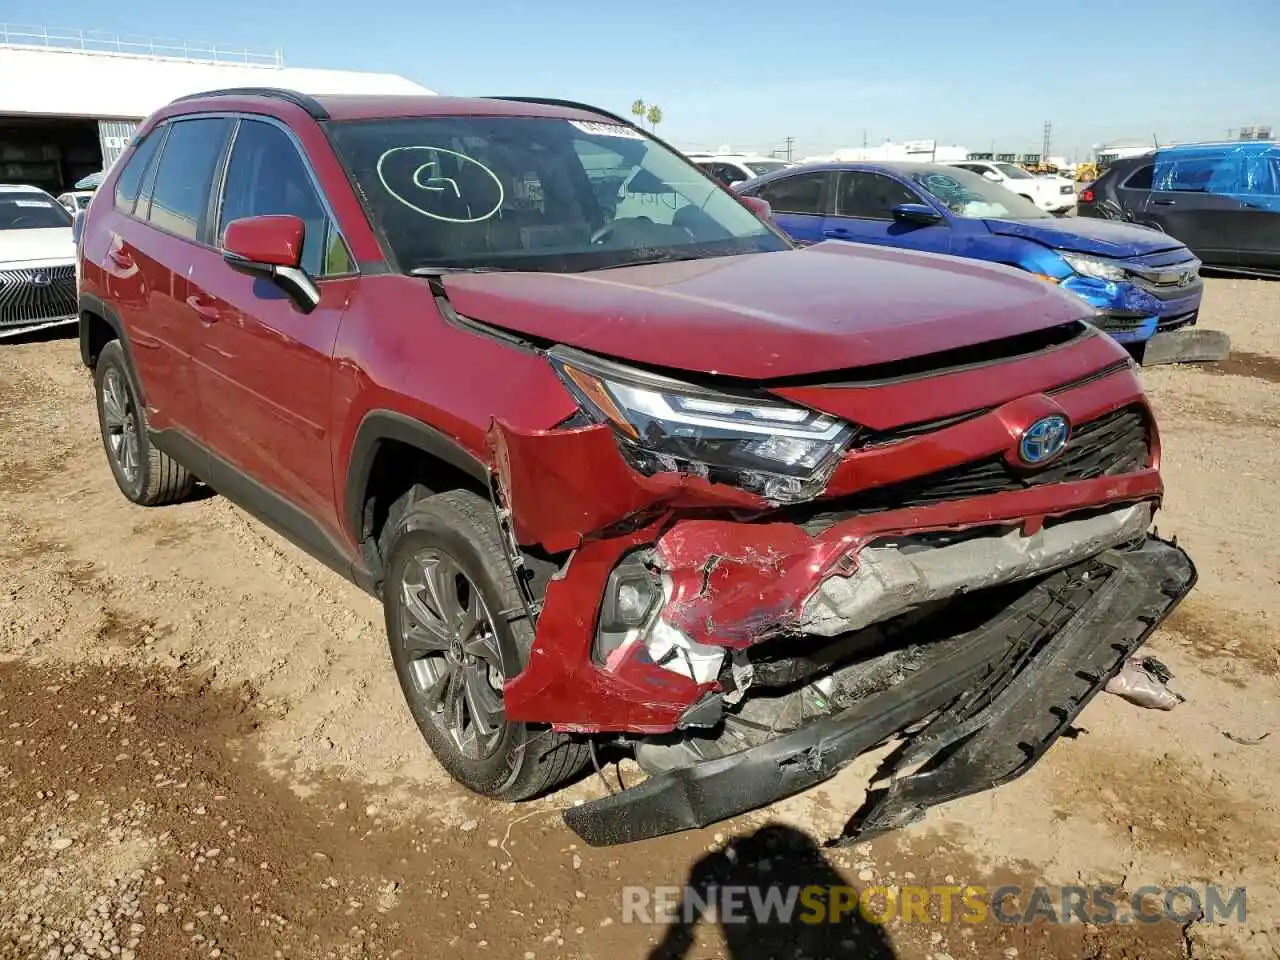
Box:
[570, 120, 646, 139]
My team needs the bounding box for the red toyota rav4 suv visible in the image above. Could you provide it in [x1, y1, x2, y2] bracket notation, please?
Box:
[77, 88, 1194, 846]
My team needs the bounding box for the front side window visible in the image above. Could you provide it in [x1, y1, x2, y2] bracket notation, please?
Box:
[145, 118, 234, 241]
[326, 115, 787, 273]
[218, 119, 353, 277]
[911, 167, 1050, 220]
[0, 192, 73, 230]
[755, 171, 827, 215]
[745, 160, 788, 176]
[836, 172, 921, 219]
[113, 129, 164, 215]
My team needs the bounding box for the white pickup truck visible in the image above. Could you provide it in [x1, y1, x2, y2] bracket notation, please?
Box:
[940, 160, 1077, 214]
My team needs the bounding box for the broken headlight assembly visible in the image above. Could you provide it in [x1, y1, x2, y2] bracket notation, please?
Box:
[1060, 252, 1128, 283]
[549, 346, 854, 503]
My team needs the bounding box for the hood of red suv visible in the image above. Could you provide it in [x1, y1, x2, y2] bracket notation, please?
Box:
[441, 242, 1092, 380]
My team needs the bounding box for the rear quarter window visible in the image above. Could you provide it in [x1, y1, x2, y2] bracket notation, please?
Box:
[113, 130, 164, 215]
[1121, 165, 1153, 190]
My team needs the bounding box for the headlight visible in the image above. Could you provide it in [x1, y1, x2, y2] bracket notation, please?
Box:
[548, 346, 853, 503]
[1061, 252, 1127, 282]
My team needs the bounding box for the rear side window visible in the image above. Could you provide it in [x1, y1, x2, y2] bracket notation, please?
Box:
[1153, 153, 1230, 194]
[145, 118, 234, 241]
[756, 172, 827, 215]
[1122, 165, 1153, 190]
[113, 131, 163, 215]
[217, 119, 353, 277]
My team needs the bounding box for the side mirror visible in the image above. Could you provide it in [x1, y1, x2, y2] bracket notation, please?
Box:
[891, 203, 944, 226]
[982, 170, 1003, 182]
[221, 215, 319, 313]
[739, 194, 773, 220]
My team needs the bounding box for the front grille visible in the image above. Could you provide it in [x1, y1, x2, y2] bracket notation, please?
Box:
[0, 265, 77, 328]
[790, 405, 1151, 532]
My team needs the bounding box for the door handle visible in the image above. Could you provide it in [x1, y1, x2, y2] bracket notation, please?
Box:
[823, 228, 851, 238]
[186, 295, 219, 323]
[107, 249, 134, 268]
[1151, 199, 1177, 206]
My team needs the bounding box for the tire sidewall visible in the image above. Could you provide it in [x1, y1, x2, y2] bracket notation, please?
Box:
[382, 511, 531, 797]
[93, 342, 149, 503]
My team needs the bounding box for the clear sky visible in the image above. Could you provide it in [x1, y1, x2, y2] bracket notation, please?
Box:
[5, 0, 1275, 159]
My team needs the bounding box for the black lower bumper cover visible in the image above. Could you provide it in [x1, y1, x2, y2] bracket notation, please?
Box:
[563, 534, 1195, 846]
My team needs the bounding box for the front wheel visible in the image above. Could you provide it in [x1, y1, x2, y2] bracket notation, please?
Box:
[381, 488, 588, 800]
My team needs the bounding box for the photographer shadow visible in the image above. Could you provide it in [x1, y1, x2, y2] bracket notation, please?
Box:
[648, 822, 898, 960]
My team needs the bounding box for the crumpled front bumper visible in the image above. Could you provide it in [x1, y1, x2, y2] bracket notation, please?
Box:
[1062, 275, 1202, 344]
[563, 533, 1195, 846]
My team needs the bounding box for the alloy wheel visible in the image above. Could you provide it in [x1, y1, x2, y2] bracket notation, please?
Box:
[399, 548, 507, 760]
[101, 367, 141, 486]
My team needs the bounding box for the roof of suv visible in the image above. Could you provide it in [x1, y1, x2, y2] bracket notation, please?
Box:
[163, 88, 616, 124]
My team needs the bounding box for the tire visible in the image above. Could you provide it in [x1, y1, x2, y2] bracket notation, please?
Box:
[380, 487, 588, 800]
[94, 339, 195, 506]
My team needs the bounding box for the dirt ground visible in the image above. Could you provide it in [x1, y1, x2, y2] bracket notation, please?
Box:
[2, 277, 1278, 960]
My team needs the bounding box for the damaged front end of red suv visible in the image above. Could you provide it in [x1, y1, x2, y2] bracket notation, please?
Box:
[477, 322, 1194, 847]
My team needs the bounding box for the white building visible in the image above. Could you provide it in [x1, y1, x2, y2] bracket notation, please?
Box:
[799, 139, 969, 165]
[0, 24, 432, 194]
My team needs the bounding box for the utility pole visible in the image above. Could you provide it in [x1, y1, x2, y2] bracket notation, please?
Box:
[1042, 120, 1051, 160]
[783, 136, 794, 161]
[862, 128, 868, 147]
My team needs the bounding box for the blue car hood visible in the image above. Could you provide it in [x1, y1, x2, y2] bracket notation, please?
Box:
[983, 217, 1185, 258]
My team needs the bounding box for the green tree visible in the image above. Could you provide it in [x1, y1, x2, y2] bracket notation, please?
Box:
[646, 104, 663, 131]
[631, 99, 647, 124]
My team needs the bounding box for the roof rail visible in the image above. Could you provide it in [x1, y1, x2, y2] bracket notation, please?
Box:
[483, 96, 636, 130]
[169, 87, 329, 120]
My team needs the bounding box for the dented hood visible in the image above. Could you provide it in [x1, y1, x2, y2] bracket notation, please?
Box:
[983, 217, 1186, 258]
[442, 242, 1089, 380]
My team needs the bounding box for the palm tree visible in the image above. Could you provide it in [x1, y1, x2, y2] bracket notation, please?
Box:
[646, 104, 663, 131]
[631, 100, 646, 125]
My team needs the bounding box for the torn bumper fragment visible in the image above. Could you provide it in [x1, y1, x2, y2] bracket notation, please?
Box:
[563, 533, 1196, 846]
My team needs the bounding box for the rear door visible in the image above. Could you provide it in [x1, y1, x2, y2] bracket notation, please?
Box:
[112, 117, 234, 438]
[822, 171, 951, 253]
[1146, 150, 1240, 267]
[190, 116, 356, 530]
[750, 170, 831, 244]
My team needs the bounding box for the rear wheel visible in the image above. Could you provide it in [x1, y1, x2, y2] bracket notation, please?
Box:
[381, 487, 588, 800]
[94, 340, 194, 506]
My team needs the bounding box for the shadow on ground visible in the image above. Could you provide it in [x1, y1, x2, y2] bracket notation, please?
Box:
[648, 822, 896, 960]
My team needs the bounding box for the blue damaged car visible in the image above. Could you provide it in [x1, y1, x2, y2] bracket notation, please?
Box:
[735, 161, 1203, 345]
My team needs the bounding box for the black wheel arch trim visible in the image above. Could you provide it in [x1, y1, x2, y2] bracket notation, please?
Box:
[344, 410, 491, 548]
[78, 293, 148, 406]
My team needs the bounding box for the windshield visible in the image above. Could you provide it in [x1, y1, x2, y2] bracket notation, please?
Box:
[994, 162, 1033, 180]
[0, 194, 73, 230]
[327, 116, 788, 273]
[745, 160, 788, 175]
[912, 168, 1051, 220]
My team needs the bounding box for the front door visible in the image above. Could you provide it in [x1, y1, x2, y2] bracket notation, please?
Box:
[822, 171, 951, 253]
[190, 117, 356, 533]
